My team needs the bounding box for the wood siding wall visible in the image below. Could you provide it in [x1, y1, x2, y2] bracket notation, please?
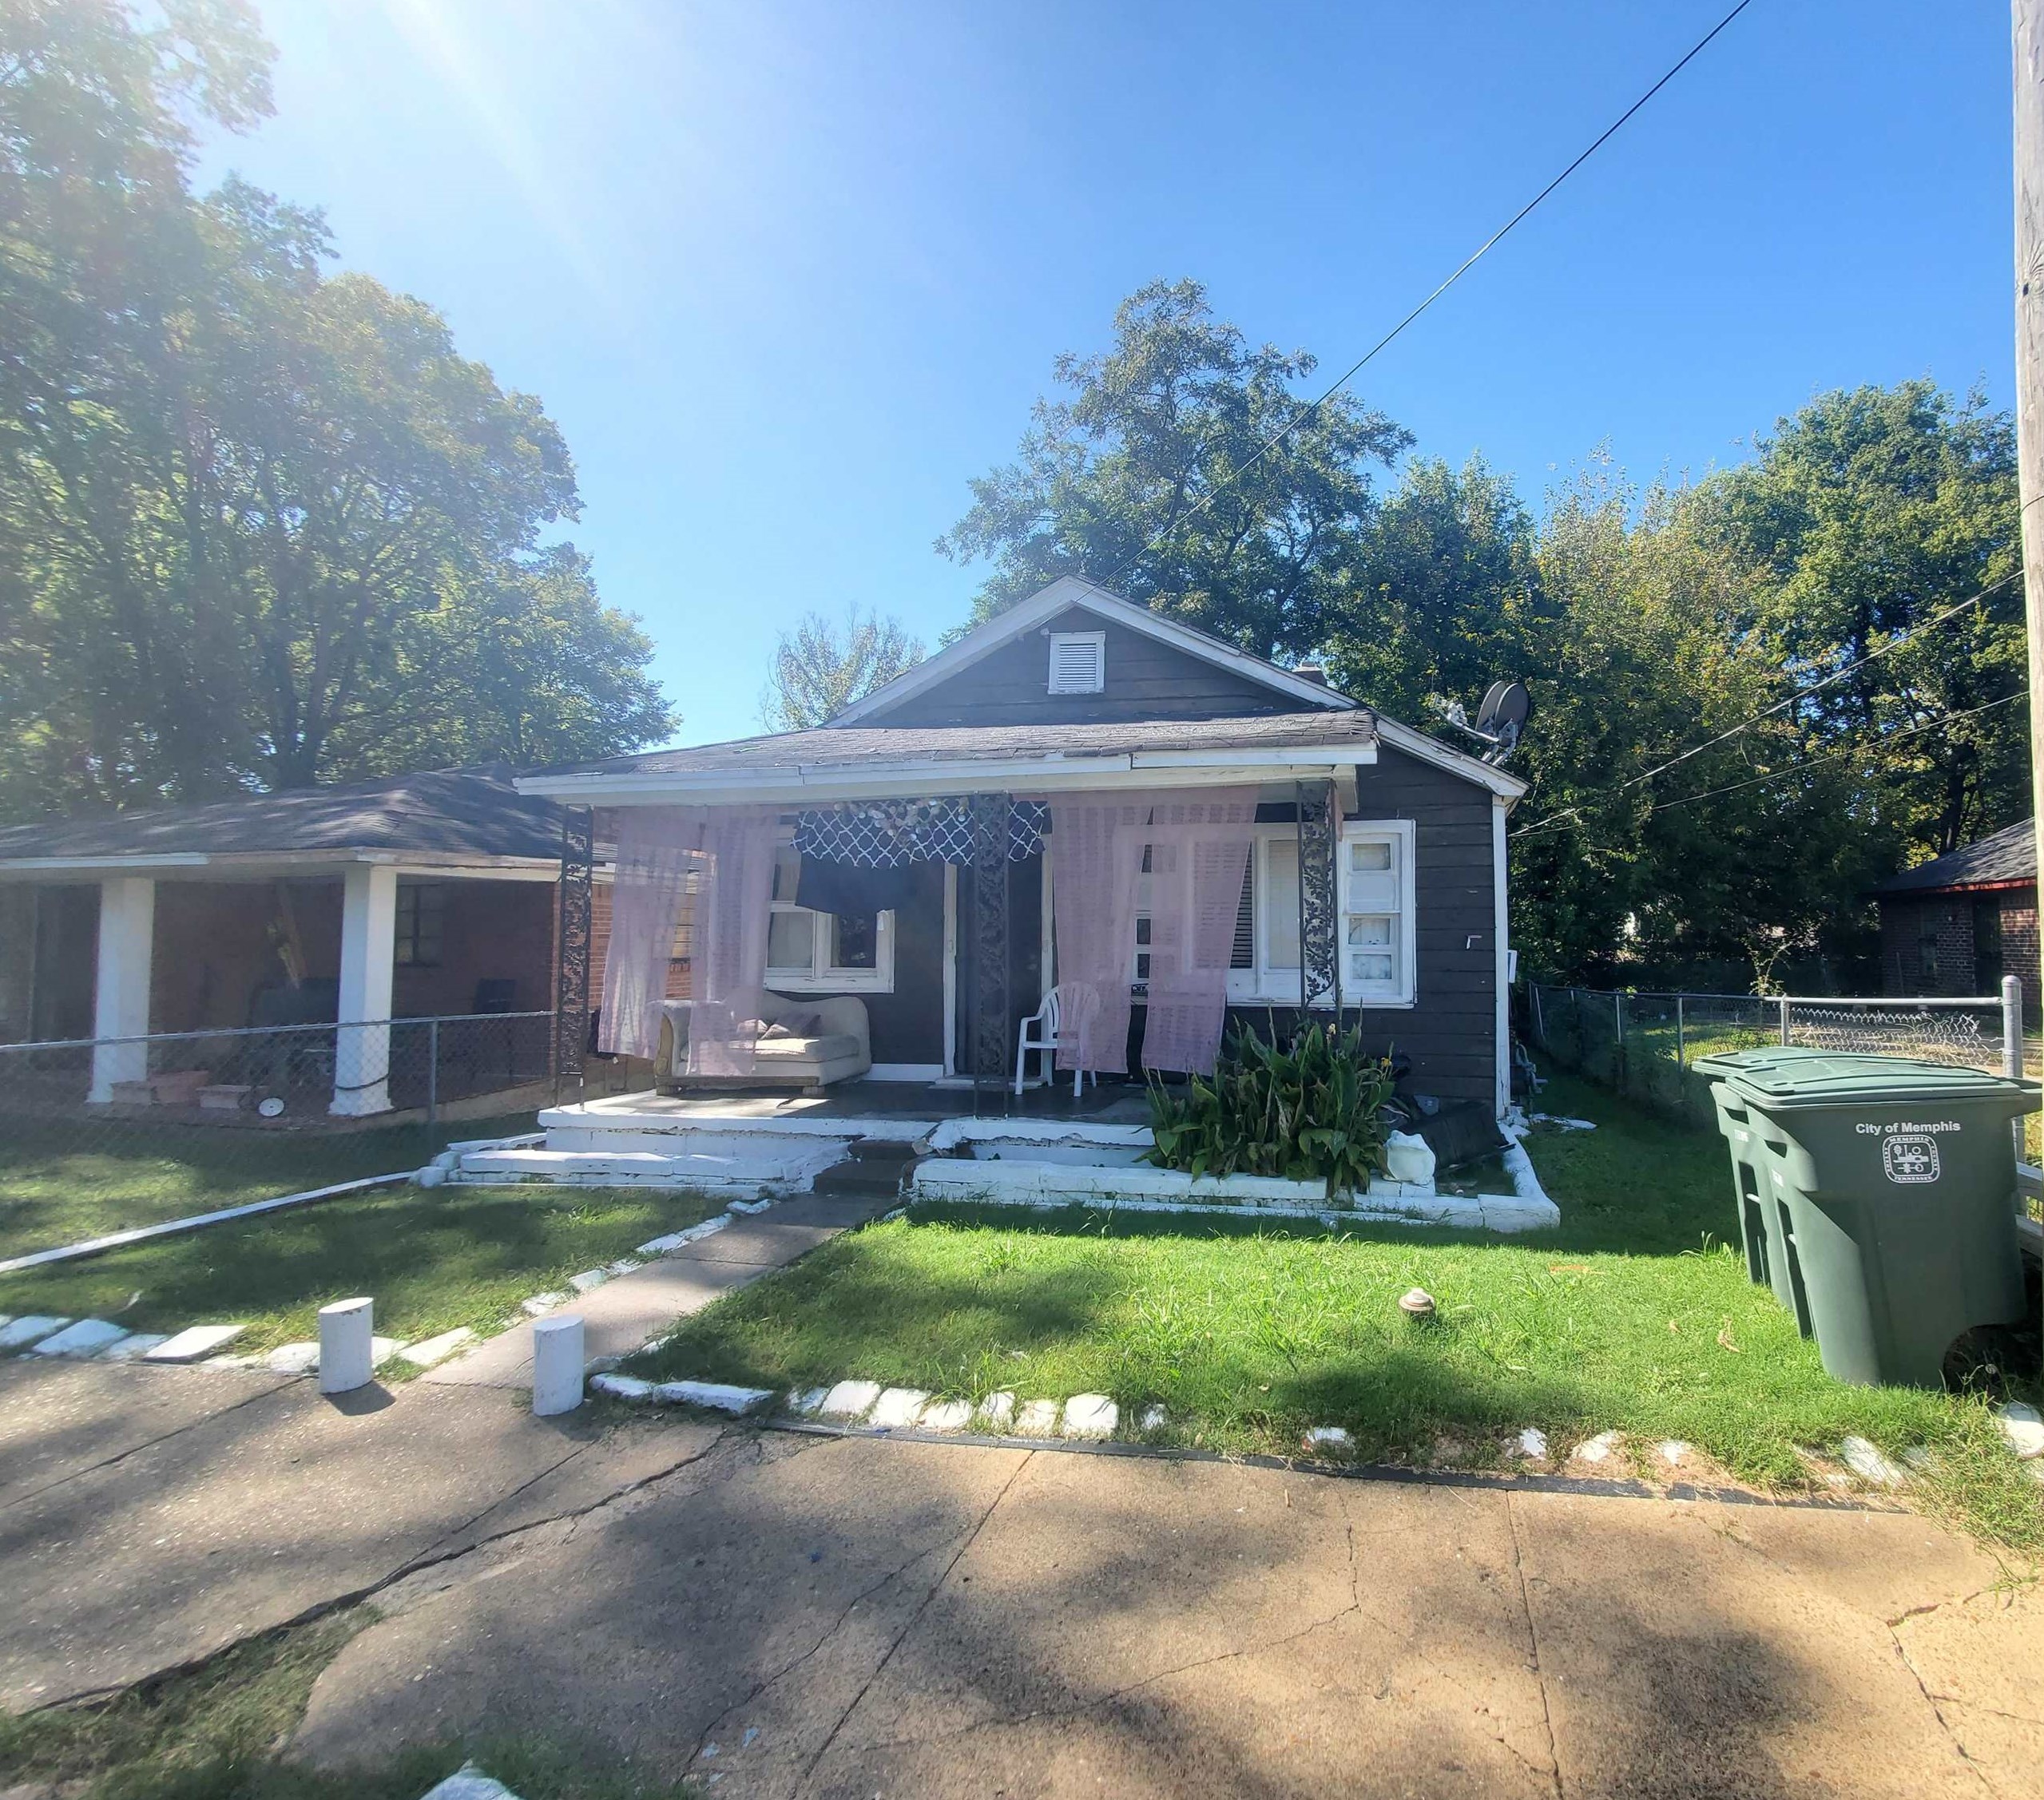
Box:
[868, 607, 1311, 728]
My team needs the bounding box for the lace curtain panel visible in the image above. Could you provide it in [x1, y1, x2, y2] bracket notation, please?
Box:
[597, 806, 778, 1074]
[1141, 788, 1260, 1076]
[687, 807, 779, 1077]
[1046, 795, 1151, 1076]
[599, 807, 704, 1061]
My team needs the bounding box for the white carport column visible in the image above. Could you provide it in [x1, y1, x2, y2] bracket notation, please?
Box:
[87, 877, 156, 1102]
[330, 863, 399, 1116]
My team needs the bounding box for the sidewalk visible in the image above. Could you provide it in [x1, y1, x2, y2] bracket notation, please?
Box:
[2, 1353, 2039, 1796]
[423, 1191, 885, 1389]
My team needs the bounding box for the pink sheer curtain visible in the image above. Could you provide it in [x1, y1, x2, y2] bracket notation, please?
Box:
[1141, 788, 1260, 1076]
[686, 807, 780, 1078]
[1046, 795, 1151, 1076]
[599, 807, 704, 1060]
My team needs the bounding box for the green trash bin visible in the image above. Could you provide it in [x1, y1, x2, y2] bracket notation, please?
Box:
[1717, 1055, 2038, 1387]
[1693, 1048, 1869, 1326]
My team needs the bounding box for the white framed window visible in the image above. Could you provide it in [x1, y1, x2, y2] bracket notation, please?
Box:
[1047, 630, 1105, 693]
[1338, 820, 1415, 1005]
[1215, 820, 1415, 1006]
[1130, 819, 1416, 1007]
[764, 843, 895, 993]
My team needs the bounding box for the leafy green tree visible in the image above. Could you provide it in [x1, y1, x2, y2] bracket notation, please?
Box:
[939, 279, 1410, 660]
[0, 0, 673, 818]
[1708, 381, 2024, 858]
[1324, 454, 1547, 724]
[760, 607, 923, 731]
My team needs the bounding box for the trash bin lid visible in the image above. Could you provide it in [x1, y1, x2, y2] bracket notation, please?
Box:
[1722, 1055, 2041, 1108]
[1692, 1046, 1864, 1080]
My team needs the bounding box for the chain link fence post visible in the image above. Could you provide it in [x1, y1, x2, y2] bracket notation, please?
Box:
[1778, 995, 1792, 1048]
[1675, 993, 1686, 1067]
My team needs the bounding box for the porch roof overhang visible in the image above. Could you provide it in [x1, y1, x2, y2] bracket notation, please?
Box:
[518, 712, 1399, 808]
[517, 707, 1530, 808]
[0, 849, 567, 884]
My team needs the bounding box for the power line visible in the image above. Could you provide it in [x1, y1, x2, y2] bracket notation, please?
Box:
[1509, 570, 2022, 837]
[1103, 0, 1757, 590]
[1514, 689, 2028, 842]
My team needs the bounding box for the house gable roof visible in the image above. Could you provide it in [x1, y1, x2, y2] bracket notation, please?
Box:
[1873, 819, 2036, 897]
[0, 767, 565, 872]
[827, 576, 1358, 726]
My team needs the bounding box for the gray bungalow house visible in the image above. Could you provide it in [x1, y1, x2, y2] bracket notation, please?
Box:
[525, 577, 1527, 1116]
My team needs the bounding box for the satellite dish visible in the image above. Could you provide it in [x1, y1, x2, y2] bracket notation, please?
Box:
[1440, 679, 1530, 763]
[1474, 680, 1530, 739]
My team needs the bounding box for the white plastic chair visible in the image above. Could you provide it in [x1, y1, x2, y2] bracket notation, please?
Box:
[1015, 981, 1102, 1096]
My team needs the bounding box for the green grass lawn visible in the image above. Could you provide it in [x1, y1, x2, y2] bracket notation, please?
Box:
[0, 1182, 721, 1362]
[0, 1112, 541, 1263]
[629, 1070, 2044, 1550]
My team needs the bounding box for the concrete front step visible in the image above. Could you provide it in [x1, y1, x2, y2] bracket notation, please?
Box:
[453, 1145, 840, 1191]
[812, 1156, 915, 1201]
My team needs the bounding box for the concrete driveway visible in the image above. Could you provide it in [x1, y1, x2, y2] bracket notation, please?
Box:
[2, 1358, 2040, 1798]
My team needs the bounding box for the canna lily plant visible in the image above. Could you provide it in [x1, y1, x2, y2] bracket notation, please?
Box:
[1143, 1016, 1398, 1199]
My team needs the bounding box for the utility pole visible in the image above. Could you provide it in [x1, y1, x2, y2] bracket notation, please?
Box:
[2017, 1, 2044, 1111]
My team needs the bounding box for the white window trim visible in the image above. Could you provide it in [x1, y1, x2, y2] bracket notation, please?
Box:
[1046, 629, 1106, 694]
[1132, 818, 1417, 1009]
[1339, 818, 1417, 1009]
[761, 835, 897, 994]
[766, 901, 896, 993]
[1216, 820, 1413, 1008]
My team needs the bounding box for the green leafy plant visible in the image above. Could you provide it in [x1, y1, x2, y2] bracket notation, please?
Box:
[1144, 1019, 1398, 1198]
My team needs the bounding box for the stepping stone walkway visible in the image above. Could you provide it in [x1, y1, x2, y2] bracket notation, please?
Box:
[425, 1190, 894, 1390]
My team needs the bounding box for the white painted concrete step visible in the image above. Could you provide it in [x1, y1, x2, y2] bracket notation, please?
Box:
[454, 1145, 840, 1190]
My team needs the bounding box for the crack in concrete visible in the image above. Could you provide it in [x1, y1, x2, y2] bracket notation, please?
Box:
[793, 1449, 1035, 1794]
[1886, 1625, 1998, 1796]
[1504, 1490, 1566, 1800]
[2, 1375, 294, 1513]
[26, 1421, 740, 1718]
[685, 1500, 979, 1767]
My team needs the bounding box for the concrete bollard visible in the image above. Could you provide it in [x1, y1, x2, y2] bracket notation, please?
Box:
[531, 1314, 585, 1417]
[317, 1297, 375, 1394]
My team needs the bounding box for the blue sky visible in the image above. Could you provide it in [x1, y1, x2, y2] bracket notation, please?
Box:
[198, 1, 2013, 747]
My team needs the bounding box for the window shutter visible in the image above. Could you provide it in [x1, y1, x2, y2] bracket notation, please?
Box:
[1230, 857, 1255, 969]
[1047, 631, 1105, 693]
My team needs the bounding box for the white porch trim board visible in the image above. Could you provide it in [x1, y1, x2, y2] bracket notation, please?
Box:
[518, 747, 1381, 808]
[87, 876, 154, 1101]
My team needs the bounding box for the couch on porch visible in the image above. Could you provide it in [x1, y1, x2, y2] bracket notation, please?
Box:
[657, 991, 871, 1091]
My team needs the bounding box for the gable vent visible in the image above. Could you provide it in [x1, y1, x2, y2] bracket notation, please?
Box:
[1047, 629, 1106, 694]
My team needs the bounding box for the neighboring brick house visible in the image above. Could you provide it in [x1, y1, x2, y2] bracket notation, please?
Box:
[1874, 820, 2039, 1017]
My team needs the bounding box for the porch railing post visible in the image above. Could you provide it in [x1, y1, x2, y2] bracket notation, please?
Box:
[1295, 778, 1339, 1021]
[554, 804, 594, 1106]
[967, 793, 1013, 1113]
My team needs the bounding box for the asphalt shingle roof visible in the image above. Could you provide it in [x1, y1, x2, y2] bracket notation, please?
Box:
[0, 767, 563, 865]
[535, 709, 1381, 779]
[1873, 819, 2036, 896]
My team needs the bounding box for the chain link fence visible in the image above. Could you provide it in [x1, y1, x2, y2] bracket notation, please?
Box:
[1526, 981, 2042, 1232]
[0, 1009, 562, 1263]
[1526, 984, 2021, 1128]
